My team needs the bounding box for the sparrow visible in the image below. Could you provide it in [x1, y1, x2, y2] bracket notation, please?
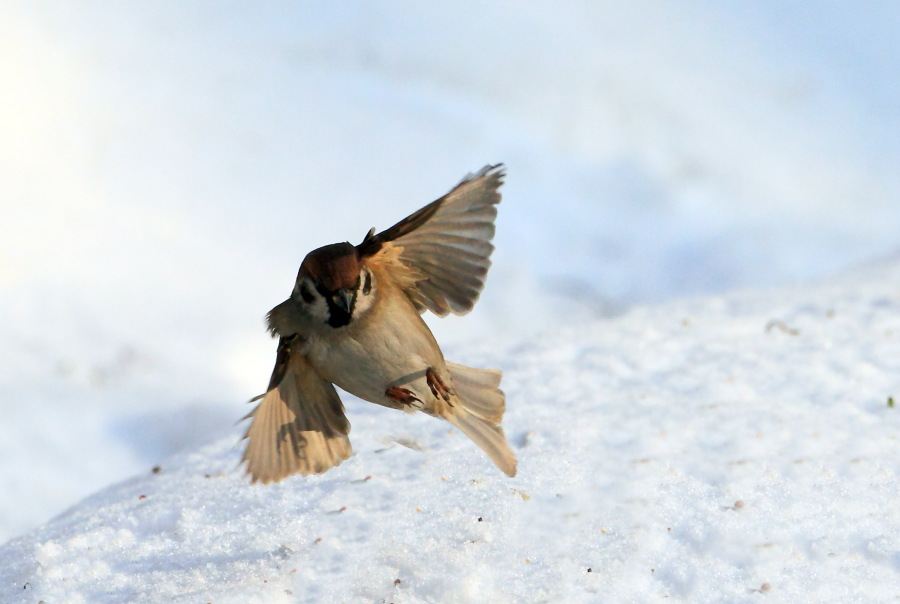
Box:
[241, 164, 516, 483]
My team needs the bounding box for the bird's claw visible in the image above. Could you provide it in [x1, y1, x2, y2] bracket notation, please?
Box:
[426, 367, 453, 404]
[386, 386, 423, 409]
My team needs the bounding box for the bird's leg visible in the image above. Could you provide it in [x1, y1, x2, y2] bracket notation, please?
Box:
[426, 367, 453, 404]
[385, 386, 423, 409]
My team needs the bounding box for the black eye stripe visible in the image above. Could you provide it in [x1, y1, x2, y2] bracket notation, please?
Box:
[362, 271, 372, 295]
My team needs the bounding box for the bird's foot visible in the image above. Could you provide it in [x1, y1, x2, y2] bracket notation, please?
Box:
[426, 367, 453, 404]
[386, 386, 424, 409]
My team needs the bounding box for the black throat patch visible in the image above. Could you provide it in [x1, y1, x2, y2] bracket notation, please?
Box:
[317, 282, 354, 328]
[326, 299, 352, 328]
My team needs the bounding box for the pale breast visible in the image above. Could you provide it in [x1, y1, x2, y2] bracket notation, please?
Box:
[304, 292, 447, 407]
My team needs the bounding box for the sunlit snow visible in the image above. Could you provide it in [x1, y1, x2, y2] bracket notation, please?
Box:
[1, 2, 899, 602]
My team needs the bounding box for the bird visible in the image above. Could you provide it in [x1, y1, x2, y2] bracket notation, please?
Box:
[241, 164, 516, 483]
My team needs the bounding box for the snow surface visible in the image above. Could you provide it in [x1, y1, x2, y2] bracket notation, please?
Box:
[3, 263, 900, 603]
[2, 1, 900, 601]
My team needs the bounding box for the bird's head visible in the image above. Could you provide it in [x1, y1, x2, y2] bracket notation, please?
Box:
[293, 242, 376, 328]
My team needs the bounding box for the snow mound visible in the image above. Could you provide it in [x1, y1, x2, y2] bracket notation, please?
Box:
[4, 2, 900, 546]
[2, 262, 898, 603]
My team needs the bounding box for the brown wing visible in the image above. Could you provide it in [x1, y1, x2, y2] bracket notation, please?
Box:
[357, 164, 505, 316]
[241, 336, 351, 483]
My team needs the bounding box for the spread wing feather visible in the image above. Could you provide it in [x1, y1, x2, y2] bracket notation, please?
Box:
[242, 337, 351, 483]
[358, 164, 505, 316]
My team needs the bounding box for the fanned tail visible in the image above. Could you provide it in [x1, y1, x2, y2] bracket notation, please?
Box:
[446, 362, 517, 477]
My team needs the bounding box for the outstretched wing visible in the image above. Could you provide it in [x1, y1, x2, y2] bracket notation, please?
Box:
[357, 164, 505, 317]
[242, 336, 351, 483]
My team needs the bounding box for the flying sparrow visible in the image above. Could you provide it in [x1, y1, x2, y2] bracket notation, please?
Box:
[241, 165, 516, 483]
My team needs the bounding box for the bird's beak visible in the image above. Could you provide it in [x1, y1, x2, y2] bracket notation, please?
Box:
[333, 289, 355, 314]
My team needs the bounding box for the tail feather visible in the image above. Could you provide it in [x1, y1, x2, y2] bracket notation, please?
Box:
[449, 412, 517, 477]
[447, 362, 505, 423]
[446, 362, 516, 477]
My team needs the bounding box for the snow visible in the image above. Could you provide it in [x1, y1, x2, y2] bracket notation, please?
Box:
[2, 2, 900, 602]
[3, 266, 900, 602]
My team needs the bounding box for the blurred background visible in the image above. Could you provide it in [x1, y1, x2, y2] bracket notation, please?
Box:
[2, 1, 899, 542]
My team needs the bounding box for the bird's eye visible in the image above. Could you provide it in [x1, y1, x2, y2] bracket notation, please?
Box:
[362, 270, 372, 295]
[299, 280, 315, 304]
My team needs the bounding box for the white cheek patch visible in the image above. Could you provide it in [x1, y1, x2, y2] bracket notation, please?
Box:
[293, 281, 331, 324]
[353, 290, 376, 317]
[352, 269, 377, 319]
[308, 295, 331, 324]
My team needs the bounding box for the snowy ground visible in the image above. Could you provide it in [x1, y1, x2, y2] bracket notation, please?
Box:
[2, 263, 899, 603]
[2, 1, 900, 602]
